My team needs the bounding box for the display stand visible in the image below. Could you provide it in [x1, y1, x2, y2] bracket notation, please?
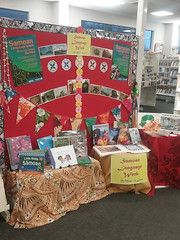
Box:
[0, 170, 10, 222]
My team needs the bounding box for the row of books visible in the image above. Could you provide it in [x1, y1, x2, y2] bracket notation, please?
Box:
[6, 130, 90, 172]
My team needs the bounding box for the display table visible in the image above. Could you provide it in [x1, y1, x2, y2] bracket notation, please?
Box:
[4, 159, 108, 228]
[140, 131, 180, 189]
[91, 150, 151, 195]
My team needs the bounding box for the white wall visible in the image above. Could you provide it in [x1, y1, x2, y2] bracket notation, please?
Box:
[69, 6, 165, 48]
[0, 1, 165, 48]
[0, 0, 54, 24]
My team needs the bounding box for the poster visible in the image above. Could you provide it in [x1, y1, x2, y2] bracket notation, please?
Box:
[111, 43, 131, 80]
[67, 33, 91, 56]
[111, 153, 147, 184]
[7, 34, 43, 86]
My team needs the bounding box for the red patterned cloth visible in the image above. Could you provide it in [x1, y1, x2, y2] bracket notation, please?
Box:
[140, 131, 180, 191]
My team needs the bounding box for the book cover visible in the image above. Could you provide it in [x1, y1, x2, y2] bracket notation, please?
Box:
[92, 123, 109, 146]
[53, 136, 70, 147]
[19, 150, 45, 172]
[128, 128, 141, 144]
[37, 135, 53, 150]
[108, 128, 119, 145]
[122, 144, 150, 154]
[93, 145, 123, 157]
[57, 130, 88, 157]
[77, 156, 92, 166]
[48, 145, 78, 169]
[6, 135, 32, 170]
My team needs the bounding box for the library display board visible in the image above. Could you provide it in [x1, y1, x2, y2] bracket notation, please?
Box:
[0, 18, 138, 165]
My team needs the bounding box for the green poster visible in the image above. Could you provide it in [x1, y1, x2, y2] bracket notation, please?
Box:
[7, 34, 43, 86]
[111, 43, 131, 81]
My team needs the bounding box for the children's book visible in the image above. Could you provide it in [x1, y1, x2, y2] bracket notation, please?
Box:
[6, 135, 32, 170]
[19, 150, 45, 173]
[108, 128, 119, 145]
[77, 156, 92, 166]
[53, 136, 70, 147]
[56, 130, 88, 158]
[48, 145, 78, 169]
[128, 128, 141, 144]
[92, 123, 109, 146]
[37, 135, 53, 150]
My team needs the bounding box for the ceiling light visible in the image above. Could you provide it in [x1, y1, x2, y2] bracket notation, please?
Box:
[69, 0, 125, 8]
[150, 11, 174, 17]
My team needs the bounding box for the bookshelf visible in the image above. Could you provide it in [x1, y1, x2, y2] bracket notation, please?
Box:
[174, 58, 180, 115]
[156, 57, 179, 105]
[140, 52, 160, 107]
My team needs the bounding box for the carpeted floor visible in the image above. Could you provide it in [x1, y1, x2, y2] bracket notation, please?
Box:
[0, 187, 180, 240]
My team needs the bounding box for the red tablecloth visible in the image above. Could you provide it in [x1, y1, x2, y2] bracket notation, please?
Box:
[140, 131, 180, 191]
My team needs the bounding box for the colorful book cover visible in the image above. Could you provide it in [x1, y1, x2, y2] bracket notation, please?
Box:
[111, 42, 131, 80]
[6, 135, 32, 170]
[92, 124, 109, 146]
[108, 128, 120, 145]
[7, 34, 43, 86]
[37, 135, 53, 150]
[53, 136, 70, 147]
[57, 130, 88, 157]
[128, 128, 141, 144]
[19, 150, 45, 172]
[77, 156, 92, 166]
[48, 145, 78, 169]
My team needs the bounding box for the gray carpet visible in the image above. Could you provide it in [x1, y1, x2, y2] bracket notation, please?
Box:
[0, 188, 180, 240]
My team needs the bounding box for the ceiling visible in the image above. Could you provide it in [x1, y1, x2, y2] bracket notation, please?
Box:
[45, 0, 180, 24]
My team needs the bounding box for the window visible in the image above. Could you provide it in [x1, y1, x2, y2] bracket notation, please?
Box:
[0, 8, 29, 21]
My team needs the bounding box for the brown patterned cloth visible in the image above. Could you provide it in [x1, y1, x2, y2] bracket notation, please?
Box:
[91, 150, 152, 195]
[5, 159, 108, 228]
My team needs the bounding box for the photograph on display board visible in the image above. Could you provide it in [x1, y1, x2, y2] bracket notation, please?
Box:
[7, 34, 43, 86]
[100, 87, 112, 97]
[53, 44, 67, 55]
[102, 48, 113, 59]
[82, 79, 90, 93]
[39, 45, 53, 58]
[54, 86, 68, 98]
[41, 90, 56, 103]
[89, 84, 101, 95]
[68, 80, 76, 95]
[29, 94, 42, 105]
[111, 42, 131, 81]
[91, 46, 103, 58]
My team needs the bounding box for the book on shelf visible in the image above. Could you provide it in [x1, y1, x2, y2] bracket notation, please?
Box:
[48, 145, 78, 169]
[92, 123, 109, 146]
[6, 135, 32, 170]
[19, 150, 45, 173]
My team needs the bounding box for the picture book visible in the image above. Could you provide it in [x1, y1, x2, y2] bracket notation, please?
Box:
[77, 156, 92, 166]
[108, 128, 119, 145]
[57, 130, 88, 157]
[93, 145, 124, 157]
[6, 135, 32, 170]
[37, 135, 53, 150]
[48, 145, 78, 169]
[122, 144, 150, 154]
[128, 128, 141, 144]
[19, 150, 45, 173]
[53, 136, 70, 147]
[92, 124, 109, 146]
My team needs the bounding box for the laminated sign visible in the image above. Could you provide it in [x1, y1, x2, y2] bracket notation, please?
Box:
[111, 153, 148, 184]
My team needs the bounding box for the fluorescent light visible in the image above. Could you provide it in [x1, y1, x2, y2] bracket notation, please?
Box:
[150, 11, 174, 17]
[69, 0, 125, 8]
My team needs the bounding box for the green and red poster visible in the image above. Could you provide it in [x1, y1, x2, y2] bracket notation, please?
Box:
[7, 34, 42, 86]
[111, 42, 131, 81]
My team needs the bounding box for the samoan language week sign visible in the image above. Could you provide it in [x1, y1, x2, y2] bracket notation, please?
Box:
[7, 34, 42, 86]
[111, 153, 148, 185]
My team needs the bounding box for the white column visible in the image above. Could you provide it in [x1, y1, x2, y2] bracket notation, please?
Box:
[58, 0, 70, 26]
[136, 0, 147, 107]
